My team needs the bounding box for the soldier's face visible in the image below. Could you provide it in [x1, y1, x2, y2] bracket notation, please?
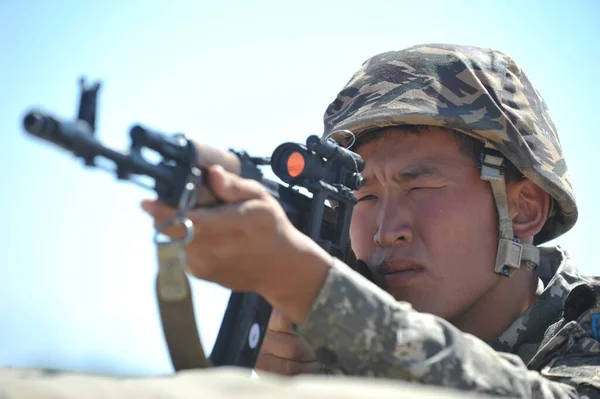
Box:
[350, 127, 502, 323]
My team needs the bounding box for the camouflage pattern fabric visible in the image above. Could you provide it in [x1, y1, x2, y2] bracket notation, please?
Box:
[322, 43, 577, 245]
[296, 246, 600, 398]
[0, 366, 511, 399]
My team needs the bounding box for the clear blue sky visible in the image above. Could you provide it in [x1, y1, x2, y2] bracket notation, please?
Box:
[1, 0, 598, 376]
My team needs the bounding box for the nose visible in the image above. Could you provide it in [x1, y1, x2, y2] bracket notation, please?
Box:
[374, 202, 413, 247]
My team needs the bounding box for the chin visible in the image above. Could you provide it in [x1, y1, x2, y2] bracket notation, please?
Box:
[388, 290, 449, 318]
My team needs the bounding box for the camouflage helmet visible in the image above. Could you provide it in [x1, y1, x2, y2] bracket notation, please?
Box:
[322, 43, 577, 245]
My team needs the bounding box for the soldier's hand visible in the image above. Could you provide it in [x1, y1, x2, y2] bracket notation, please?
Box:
[255, 308, 322, 376]
[141, 164, 332, 323]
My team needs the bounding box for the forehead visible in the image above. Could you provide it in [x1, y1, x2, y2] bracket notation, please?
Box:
[353, 126, 465, 160]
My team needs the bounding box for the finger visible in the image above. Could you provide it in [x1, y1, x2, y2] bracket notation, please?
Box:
[208, 164, 266, 203]
[259, 330, 316, 362]
[267, 308, 294, 333]
[140, 200, 189, 239]
[142, 197, 268, 241]
[254, 353, 321, 376]
[141, 199, 180, 218]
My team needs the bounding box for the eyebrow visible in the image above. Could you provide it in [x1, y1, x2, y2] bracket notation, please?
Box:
[359, 163, 443, 188]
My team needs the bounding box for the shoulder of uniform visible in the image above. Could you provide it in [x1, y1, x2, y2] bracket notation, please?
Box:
[532, 281, 600, 394]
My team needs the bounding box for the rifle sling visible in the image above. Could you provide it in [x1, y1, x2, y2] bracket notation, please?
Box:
[155, 276, 210, 371]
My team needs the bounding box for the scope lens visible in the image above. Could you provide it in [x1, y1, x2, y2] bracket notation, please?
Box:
[286, 151, 305, 178]
[271, 143, 318, 184]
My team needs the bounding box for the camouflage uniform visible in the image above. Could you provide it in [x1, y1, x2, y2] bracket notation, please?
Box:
[298, 246, 600, 398]
[294, 44, 600, 398]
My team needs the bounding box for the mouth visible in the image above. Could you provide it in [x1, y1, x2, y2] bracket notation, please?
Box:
[380, 260, 425, 286]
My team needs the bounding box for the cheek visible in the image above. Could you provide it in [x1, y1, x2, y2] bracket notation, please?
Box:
[349, 208, 376, 258]
[415, 186, 498, 266]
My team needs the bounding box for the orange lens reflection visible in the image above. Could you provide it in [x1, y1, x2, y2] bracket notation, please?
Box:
[286, 152, 305, 177]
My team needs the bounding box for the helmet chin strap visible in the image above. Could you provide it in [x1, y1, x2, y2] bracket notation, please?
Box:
[480, 143, 540, 277]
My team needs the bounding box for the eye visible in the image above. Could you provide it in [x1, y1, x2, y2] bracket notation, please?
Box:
[408, 185, 444, 194]
[356, 194, 378, 203]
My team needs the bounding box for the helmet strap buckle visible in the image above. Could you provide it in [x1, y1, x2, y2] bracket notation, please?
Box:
[494, 238, 523, 277]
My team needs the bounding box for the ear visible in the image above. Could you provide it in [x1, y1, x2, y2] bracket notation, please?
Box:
[507, 179, 550, 240]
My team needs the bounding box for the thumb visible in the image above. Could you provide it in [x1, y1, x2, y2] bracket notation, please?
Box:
[207, 164, 266, 203]
[268, 308, 295, 333]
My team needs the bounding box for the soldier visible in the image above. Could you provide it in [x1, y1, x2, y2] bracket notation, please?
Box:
[140, 44, 599, 397]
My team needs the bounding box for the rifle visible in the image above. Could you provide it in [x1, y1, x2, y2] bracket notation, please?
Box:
[21, 78, 365, 372]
